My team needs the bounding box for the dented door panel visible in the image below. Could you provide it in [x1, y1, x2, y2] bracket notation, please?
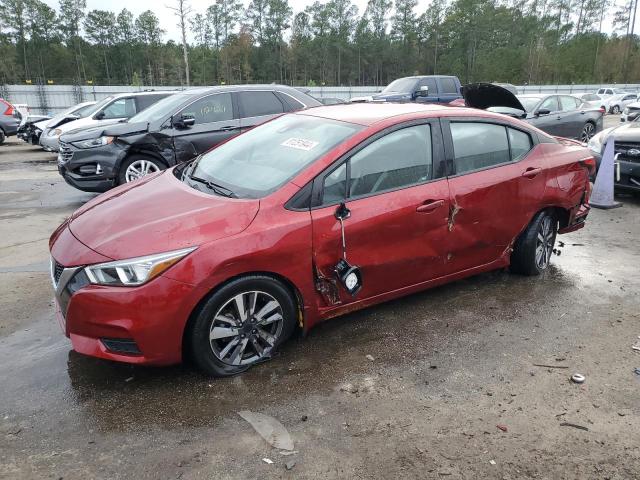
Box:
[311, 180, 451, 307]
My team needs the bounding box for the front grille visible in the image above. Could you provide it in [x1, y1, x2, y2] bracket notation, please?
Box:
[614, 142, 640, 164]
[58, 141, 74, 163]
[51, 258, 64, 288]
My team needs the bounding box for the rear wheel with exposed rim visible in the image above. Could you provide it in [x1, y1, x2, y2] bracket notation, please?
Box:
[118, 155, 165, 185]
[188, 275, 297, 377]
[580, 122, 595, 142]
[510, 210, 557, 276]
[612, 105, 621, 114]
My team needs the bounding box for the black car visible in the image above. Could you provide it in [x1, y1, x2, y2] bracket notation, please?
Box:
[463, 83, 604, 142]
[587, 118, 640, 192]
[58, 85, 321, 192]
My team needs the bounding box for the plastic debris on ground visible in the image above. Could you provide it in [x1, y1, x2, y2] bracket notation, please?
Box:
[238, 410, 294, 451]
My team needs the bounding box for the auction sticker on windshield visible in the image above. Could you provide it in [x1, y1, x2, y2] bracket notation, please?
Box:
[281, 138, 319, 151]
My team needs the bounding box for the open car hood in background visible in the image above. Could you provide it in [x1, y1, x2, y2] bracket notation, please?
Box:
[462, 83, 526, 111]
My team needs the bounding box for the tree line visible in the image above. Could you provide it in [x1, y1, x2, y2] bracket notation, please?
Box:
[0, 0, 638, 89]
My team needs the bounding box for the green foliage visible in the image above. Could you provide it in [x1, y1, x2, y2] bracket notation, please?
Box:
[0, 0, 638, 86]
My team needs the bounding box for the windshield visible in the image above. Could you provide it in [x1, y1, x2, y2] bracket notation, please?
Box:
[129, 93, 192, 124]
[517, 96, 542, 111]
[382, 78, 418, 94]
[188, 114, 363, 198]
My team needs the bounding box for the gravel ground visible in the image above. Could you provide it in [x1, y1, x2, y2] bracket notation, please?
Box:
[1, 116, 639, 479]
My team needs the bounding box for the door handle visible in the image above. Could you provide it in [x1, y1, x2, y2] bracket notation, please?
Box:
[416, 199, 444, 213]
[219, 125, 237, 131]
[556, 115, 562, 120]
[522, 167, 542, 178]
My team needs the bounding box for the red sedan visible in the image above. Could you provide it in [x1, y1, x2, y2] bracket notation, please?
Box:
[49, 103, 594, 376]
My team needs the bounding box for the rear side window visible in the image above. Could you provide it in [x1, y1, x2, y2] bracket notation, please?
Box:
[239, 91, 285, 117]
[439, 78, 458, 94]
[180, 93, 233, 124]
[101, 97, 136, 119]
[450, 123, 510, 173]
[137, 94, 169, 111]
[508, 128, 533, 161]
[560, 96, 579, 111]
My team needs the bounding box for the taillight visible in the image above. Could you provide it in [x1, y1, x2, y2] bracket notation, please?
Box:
[599, 107, 605, 114]
[0, 99, 13, 116]
[580, 157, 597, 176]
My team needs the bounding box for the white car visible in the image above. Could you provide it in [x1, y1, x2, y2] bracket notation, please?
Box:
[602, 93, 637, 114]
[621, 101, 640, 122]
[595, 87, 629, 98]
[576, 93, 606, 110]
[39, 91, 174, 152]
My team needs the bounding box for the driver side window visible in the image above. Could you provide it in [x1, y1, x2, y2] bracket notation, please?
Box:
[539, 96, 559, 112]
[101, 98, 136, 119]
[179, 93, 233, 125]
[321, 124, 433, 204]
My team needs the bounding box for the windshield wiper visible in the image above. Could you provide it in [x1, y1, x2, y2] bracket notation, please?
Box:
[189, 175, 237, 198]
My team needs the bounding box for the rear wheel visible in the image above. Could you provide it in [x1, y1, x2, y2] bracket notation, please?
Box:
[118, 155, 165, 185]
[580, 122, 595, 142]
[612, 105, 621, 114]
[188, 275, 297, 377]
[0, 128, 5, 145]
[511, 210, 557, 276]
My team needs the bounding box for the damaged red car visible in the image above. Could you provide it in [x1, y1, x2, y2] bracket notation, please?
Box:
[49, 103, 594, 376]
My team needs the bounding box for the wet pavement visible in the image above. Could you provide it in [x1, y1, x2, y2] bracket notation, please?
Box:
[1, 127, 639, 479]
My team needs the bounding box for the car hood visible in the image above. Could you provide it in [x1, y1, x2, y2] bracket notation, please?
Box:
[61, 121, 149, 142]
[600, 121, 640, 143]
[462, 83, 526, 111]
[68, 170, 260, 260]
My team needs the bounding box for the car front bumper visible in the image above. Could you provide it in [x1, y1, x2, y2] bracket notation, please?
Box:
[591, 151, 640, 191]
[40, 131, 61, 151]
[57, 141, 126, 193]
[50, 226, 196, 366]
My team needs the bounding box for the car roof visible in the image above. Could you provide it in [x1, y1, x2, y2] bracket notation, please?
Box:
[297, 102, 463, 126]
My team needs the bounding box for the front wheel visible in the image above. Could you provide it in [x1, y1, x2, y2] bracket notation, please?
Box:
[612, 105, 620, 114]
[188, 276, 298, 377]
[118, 155, 165, 185]
[580, 122, 595, 142]
[511, 210, 557, 276]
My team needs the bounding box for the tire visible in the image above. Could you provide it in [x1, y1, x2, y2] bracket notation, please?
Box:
[510, 210, 557, 276]
[188, 275, 298, 377]
[0, 128, 5, 145]
[580, 122, 596, 142]
[117, 155, 166, 185]
[612, 105, 620, 114]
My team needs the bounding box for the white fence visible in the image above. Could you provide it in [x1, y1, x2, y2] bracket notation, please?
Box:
[3, 83, 640, 115]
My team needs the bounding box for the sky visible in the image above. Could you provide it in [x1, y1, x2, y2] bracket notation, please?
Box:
[42, 0, 432, 42]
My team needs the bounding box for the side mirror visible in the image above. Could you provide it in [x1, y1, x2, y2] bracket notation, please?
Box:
[94, 111, 105, 120]
[535, 108, 551, 117]
[173, 114, 195, 129]
[416, 86, 429, 97]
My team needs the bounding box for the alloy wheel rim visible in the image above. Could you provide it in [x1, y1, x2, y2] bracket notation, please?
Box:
[580, 123, 594, 142]
[125, 159, 159, 182]
[535, 216, 555, 270]
[209, 290, 284, 366]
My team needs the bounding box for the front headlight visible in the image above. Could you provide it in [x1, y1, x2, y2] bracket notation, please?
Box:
[71, 136, 114, 149]
[53, 128, 62, 136]
[587, 134, 603, 153]
[84, 247, 196, 287]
